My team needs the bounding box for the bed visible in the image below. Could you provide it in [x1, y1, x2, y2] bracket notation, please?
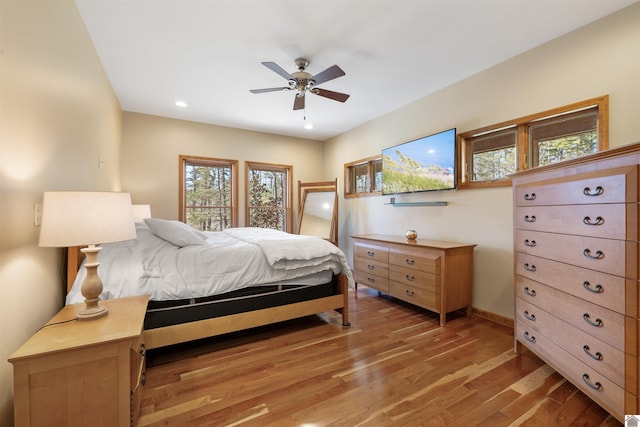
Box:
[66, 218, 352, 349]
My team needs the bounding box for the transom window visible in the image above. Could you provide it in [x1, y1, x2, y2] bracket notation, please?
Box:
[344, 156, 382, 198]
[458, 96, 608, 189]
[528, 108, 599, 167]
[468, 127, 517, 182]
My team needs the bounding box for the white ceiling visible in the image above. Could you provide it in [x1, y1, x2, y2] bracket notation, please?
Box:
[75, 0, 637, 141]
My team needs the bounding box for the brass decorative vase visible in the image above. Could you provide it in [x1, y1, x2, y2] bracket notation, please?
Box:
[405, 230, 418, 240]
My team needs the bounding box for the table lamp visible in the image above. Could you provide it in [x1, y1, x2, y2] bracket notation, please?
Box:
[38, 191, 136, 320]
[131, 204, 151, 223]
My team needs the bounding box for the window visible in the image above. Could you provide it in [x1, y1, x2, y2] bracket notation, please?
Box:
[179, 155, 238, 231]
[344, 155, 382, 198]
[528, 108, 599, 167]
[458, 96, 608, 189]
[468, 127, 518, 182]
[246, 162, 292, 232]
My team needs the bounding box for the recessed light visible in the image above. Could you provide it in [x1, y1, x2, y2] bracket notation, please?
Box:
[175, 100, 188, 108]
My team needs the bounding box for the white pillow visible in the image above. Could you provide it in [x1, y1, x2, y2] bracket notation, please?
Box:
[144, 218, 206, 247]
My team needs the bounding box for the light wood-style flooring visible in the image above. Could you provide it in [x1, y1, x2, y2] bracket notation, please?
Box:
[139, 286, 623, 426]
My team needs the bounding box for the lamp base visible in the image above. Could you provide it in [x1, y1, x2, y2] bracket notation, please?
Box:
[78, 245, 109, 321]
[76, 303, 108, 321]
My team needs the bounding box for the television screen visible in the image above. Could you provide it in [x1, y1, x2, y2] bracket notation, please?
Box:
[382, 128, 456, 195]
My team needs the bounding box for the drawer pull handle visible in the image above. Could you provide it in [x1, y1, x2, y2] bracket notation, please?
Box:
[141, 371, 147, 386]
[523, 286, 536, 297]
[583, 345, 603, 361]
[524, 215, 536, 223]
[524, 193, 536, 201]
[367, 277, 375, 283]
[140, 343, 146, 356]
[405, 258, 415, 265]
[405, 289, 415, 297]
[524, 239, 536, 247]
[582, 373, 602, 391]
[524, 331, 536, 343]
[523, 263, 536, 272]
[583, 281, 603, 294]
[523, 310, 536, 321]
[583, 186, 604, 197]
[583, 216, 604, 226]
[583, 313, 603, 328]
[405, 275, 415, 281]
[367, 264, 375, 270]
[583, 248, 604, 260]
[367, 251, 375, 257]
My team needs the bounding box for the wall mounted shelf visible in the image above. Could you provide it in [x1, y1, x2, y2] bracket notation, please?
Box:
[385, 200, 448, 207]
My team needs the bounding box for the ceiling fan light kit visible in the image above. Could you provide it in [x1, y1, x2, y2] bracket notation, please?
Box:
[250, 57, 350, 112]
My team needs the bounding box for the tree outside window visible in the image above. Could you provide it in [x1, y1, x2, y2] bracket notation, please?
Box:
[179, 156, 238, 231]
[246, 162, 292, 232]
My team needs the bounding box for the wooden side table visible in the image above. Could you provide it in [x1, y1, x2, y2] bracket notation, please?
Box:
[9, 295, 148, 427]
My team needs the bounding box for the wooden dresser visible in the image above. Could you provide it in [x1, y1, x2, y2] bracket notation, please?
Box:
[9, 295, 148, 427]
[351, 234, 475, 326]
[512, 143, 640, 422]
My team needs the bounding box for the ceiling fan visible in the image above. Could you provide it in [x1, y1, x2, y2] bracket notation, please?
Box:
[250, 58, 350, 111]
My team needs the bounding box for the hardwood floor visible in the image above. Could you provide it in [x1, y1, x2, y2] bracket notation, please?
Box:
[140, 286, 623, 427]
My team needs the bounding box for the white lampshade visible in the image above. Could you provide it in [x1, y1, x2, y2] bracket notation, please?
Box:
[131, 204, 151, 223]
[39, 191, 136, 247]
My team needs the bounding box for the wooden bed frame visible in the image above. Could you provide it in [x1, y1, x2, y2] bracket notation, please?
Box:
[67, 246, 350, 349]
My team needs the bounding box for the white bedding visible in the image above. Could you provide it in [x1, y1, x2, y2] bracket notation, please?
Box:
[66, 223, 353, 304]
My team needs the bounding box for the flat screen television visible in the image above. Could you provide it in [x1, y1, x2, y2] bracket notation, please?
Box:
[381, 128, 456, 195]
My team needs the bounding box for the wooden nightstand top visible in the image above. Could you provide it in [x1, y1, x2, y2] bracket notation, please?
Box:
[9, 295, 148, 362]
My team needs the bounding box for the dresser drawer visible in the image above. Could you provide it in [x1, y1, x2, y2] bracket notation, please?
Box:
[354, 242, 389, 263]
[515, 276, 628, 352]
[354, 270, 389, 293]
[389, 251, 440, 274]
[516, 297, 625, 387]
[515, 203, 636, 240]
[389, 265, 437, 292]
[355, 257, 389, 279]
[389, 280, 437, 310]
[515, 321, 625, 419]
[515, 165, 638, 206]
[515, 230, 637, 278]
[515, 253, 632, 315]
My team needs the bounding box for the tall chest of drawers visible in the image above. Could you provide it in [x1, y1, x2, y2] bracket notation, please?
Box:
[511, 143, 640, 422]
[352, 235, 475, 326]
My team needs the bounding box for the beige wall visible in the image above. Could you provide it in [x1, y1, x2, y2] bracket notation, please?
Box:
[0, 1, 122, 425]
[121, 112, 325, 225]
[325, 3, 640, 320]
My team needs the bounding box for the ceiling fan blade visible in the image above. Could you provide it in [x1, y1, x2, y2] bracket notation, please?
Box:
[293, 95, 305, 110]
[312, 88, 350, 103]
[250, 87, 290, 94]
[261, 62, 294, 80]
[312, 65, 345, 86]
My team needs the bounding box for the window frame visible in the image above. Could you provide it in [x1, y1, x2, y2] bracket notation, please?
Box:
[344, 155, 382, 198]
[245, 161, 293, 233]
[178, 154, 238, 229]
[457, 95, 608, 189]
